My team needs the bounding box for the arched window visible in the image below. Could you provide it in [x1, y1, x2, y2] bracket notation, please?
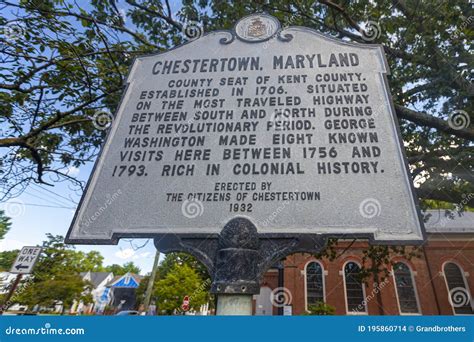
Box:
[393, 262, 420, 314]
[306, 262, 324, 308]
[344, 261, 366, 313]
[444, 262, 473, 315]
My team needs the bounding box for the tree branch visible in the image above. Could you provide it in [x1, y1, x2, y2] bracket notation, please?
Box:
[395, 105, 474, 141]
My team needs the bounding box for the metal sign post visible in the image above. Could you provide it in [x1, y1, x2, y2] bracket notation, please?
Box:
[142, 250, 160, 314]
[0, 246, 42, 314]
[0, 274, 22, 315]
[154, 217, 327, 315]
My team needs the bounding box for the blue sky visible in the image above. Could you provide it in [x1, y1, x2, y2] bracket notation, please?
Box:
[0, 161, 161, 274]
[0, 1, 190, 274]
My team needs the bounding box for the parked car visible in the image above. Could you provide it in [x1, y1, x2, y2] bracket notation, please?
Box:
[115, 310, 140, 316]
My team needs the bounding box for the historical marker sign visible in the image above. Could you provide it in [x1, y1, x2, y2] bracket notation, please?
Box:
[10, 246, 42, 274]
[66, 14, 424, 244]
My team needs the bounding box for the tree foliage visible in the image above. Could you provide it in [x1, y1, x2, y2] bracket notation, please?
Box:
[5, 234, 136, 312]
[0, 0, 471, 206]
[11, 234, 92, 312]
[16, 274, 93, 314]
[0, 210, 11, 241]
[105, 261, 141, 275]
[0, 249, 18, 271]
[0, 1, 472, 314]
[158, 252, 210, 280]
[136, 252, 211, 313]
[154, 263, 209, 315]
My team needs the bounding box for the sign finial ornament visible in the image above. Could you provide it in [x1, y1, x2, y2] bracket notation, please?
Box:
[234, 13, 281, 42]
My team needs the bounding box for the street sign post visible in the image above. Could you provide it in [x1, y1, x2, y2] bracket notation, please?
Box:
[10, 246, 42, 274]
[0, 246, 42, 314]
[65, 13, 425, 314]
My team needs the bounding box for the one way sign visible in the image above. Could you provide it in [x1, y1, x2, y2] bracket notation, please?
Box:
[10, 246, 42, 274]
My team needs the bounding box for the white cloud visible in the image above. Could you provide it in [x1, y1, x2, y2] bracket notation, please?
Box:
[66, 166, 80, 176]
[0, 238, 30, 252]
[115, 248, 135, 259]
[114, 248, 153, 260]
[137, 252, 152, 258]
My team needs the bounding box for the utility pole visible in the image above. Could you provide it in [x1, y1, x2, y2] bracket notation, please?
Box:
[142, 249, 160, 314]
[277, 261, 285, 316]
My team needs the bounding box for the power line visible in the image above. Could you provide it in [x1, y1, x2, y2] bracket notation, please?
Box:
[4, 201, 76, 209]
[24, 190, 72, 208]
[31, 183, 78, 204]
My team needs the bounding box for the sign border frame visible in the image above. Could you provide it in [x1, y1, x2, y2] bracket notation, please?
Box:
[65, 14, 426, 246]
[9, 246, 42, 274]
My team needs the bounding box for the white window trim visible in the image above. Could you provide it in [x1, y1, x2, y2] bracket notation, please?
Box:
[392, 262, 422, 315]
[442, 261, 474, 316]
[304, 260, 326, 312]
[342, 260, 368, 315]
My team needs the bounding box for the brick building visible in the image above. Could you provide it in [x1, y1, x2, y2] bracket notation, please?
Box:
[256, 210, 474, 315]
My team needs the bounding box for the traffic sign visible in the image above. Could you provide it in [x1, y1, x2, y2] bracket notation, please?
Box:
[10, 246, 42, 274]
[181, 295, 190, 311]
